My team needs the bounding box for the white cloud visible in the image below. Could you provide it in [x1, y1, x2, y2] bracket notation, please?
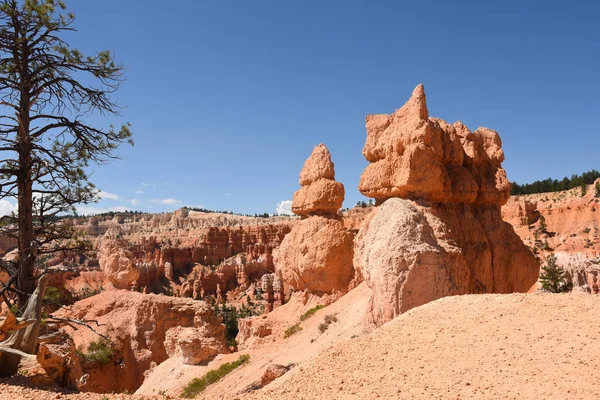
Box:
[0, 199, 17, 216]
[130, 199, 141, 206]
[98, 190, 120, 201]
[75, 205, 129, 216]
[141, 182, 150, 187]
[276, 200, 293, 215]
[135, 190, 144, 194]
[183, 204, 205, 209]
[151, 198, 183, 206]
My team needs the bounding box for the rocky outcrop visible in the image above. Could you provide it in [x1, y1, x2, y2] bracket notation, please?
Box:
[359, 84, 510, 205]
[55, 290, 228, 393]
[554, 252, 600, 292]
[276, 144, 355, 294]
[261, 363, 292, 387]
[97, 240, 140, 289]
[356, 85, 539, 325]
[503, 198, 541, 226]
[164, 326, 225, 365]
[292, 144, 344, 217]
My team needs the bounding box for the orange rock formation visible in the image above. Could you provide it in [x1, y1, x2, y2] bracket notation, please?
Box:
[356, 85, 539, 325]
[359, 84, 510, 205]
[291, 144, 345, 217]
[275, 144, 354, 294]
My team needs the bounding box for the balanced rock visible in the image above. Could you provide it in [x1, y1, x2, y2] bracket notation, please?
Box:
[292, 144, 344, 217]
[355, 85, 539, 326]
[358, 84, 510, 205]
[276, 144, 354, 293]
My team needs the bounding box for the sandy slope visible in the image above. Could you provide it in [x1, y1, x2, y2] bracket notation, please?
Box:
[137, 282, 374, 398]
[4, 291, 600, 399]
[238, 293, 600, 400]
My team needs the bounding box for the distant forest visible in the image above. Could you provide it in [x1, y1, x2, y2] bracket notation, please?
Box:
[510, 169, 600, 195]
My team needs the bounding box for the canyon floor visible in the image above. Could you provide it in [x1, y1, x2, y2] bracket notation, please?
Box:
[3, 291, 599, 399]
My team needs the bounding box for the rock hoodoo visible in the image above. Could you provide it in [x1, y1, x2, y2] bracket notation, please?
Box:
[275, 144, 354, 293]
[292, 144, 345, 217]
[359, 84, 510, 205]
[355, 84, 539, 325]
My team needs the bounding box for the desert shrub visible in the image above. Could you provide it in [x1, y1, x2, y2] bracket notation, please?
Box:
[43, 286, 74, 307]
[299, 305, 324, 321]
[595, 182, 600, 198]
[318, 322, 329, 333]
[284, 323, 302, 338]
[181, 354, 250, 398]
[539, 254, 572, 293]
[538, 216, 547, 233]
[318, 314, 339, 333]
[76, 337, 114, 365]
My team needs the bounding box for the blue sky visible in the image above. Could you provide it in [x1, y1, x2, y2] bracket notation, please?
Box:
[17, 0, 598, 216]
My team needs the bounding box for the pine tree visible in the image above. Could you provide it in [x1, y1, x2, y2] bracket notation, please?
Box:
[539, 254, 571, 293]
[0, 0, 132, 306]
[538, 215, 547, 233]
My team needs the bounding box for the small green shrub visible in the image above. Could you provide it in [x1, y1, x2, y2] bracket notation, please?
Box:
[76, 337, 114, 365]
[181, 354, 250, 398]
[299, 305, 324, 321]
[43, 286, 74, 307]
[283, 323, 302, 338]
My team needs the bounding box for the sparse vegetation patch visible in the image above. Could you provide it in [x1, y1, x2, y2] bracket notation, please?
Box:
[76, 337, 114, 365]
[300, 305, 325, 321]
[284, 323, 302, 338]
[181, 354, 250, 398]
[318, 314, 338, 333]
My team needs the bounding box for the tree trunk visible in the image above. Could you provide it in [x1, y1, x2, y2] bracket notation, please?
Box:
[16, 35, 34, 306]
[17, 172, 34, 306]
[0, 275, 47, 377]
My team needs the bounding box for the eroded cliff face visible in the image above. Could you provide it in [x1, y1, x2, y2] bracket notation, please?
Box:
[356, 84, 539, 325]
[502, 182, 600, 291]
[47, 212, 294, 300]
